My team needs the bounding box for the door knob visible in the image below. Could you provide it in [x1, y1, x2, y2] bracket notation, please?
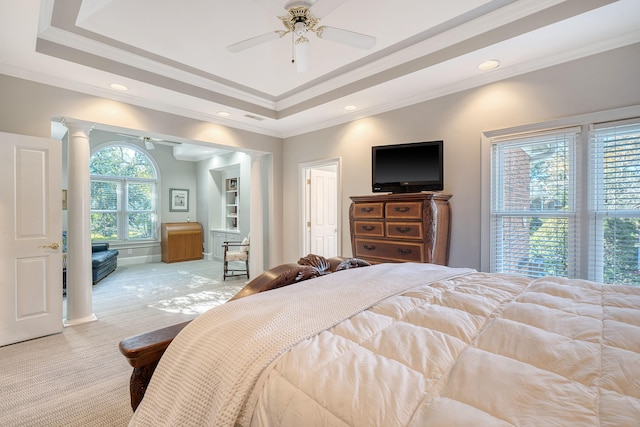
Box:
[41, 242, 60, 250]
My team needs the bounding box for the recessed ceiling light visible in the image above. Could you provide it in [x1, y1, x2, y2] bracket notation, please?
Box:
[109, 83, 128, 91]
[344, 105, 357, 111]
[478, 59, 500, 71]
[217, 111, 230, 117]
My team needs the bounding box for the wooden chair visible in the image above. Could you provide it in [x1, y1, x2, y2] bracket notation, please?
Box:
[222, 237, 249, 280]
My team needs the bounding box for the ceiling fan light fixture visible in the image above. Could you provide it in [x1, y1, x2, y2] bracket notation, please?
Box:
[294, 36, 310, 72]
[293, 21, 307, 36]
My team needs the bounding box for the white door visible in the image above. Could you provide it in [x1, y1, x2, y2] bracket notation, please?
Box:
[0, 131, 62, 346]
[309, 168, 337, 258]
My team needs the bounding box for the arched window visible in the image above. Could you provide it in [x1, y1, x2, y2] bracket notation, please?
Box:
[90, 145, 158, 243]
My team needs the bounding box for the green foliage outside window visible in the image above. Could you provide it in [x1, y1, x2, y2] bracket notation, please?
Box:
[91, 212, 118, 241]
[528, 217, 569, 278]
[599, 128, 640, 285]
[90, 145, 157, 242]
[90, 146, 154, 178]
[526, 142, 570, 277]
[604, 218, 640, 285]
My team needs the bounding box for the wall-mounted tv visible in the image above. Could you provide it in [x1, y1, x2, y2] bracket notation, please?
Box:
[372, 140, 444, 193]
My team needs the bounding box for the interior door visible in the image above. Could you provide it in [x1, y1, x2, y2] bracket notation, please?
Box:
[0, 131, 62, 346]
[309, 168, 337, 258]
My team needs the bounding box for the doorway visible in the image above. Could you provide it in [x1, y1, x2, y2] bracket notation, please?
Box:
[300, 158, 341, 258]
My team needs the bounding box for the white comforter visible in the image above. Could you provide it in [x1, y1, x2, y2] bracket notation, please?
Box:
[131, 263, 640, 426]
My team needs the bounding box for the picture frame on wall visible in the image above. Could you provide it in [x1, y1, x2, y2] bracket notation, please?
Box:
[227, 178, 237, 191]
[169, 188, 189, 212]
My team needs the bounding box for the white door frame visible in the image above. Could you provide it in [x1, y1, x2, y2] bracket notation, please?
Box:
[299, 158, 342, 258]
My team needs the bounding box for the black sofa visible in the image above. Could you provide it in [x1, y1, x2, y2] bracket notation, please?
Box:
[92, 243, 119, 284]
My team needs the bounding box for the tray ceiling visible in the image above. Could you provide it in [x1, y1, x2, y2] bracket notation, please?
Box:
[2, 0, 639, 139]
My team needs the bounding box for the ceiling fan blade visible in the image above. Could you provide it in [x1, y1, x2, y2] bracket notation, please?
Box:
[226, 31, 284, 53]
[315, 26, 376, 50]
[249, 0, 292, 17]
[308, 0, 342, 18]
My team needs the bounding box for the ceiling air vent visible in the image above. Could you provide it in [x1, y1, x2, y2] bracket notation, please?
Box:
[244, 114, 265, 121]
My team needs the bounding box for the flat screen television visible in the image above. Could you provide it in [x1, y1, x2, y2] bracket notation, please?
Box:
[372, 140, 444, 193]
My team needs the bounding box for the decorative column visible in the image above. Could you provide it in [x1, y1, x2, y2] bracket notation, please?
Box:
[63, 120, 97, 326]
[249, 153, 264, 278]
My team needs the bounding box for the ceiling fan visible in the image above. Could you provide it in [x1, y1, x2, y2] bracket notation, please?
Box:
[116, 133, 180, 150]
[226, 0, 376, 72]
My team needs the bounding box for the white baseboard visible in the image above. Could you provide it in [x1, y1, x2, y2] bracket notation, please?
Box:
[117, 254, 162, 266]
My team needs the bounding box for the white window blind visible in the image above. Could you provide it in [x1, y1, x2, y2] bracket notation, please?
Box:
[589, 120, 640, 285]
[491, 128, 579, 278]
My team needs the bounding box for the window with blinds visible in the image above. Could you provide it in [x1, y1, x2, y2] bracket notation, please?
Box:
[491, 129, 579, 278]
[490, 118, 640, 286]
[590, 120, 640, 285]
[90, 145, 158, 243]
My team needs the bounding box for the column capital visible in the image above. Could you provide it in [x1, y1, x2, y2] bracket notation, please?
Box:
[61, 118, 94, 135]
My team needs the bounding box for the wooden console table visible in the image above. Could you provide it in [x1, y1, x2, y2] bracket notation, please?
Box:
[349, 193, 451, 265]
[161, 222, 203, 263]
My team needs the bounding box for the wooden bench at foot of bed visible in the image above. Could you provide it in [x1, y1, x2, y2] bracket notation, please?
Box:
[119, 254, 370, 411]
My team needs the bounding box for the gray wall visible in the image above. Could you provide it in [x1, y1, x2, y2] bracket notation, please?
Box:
[3, 43, 639, 271]
[0, 75, 284, 267]
[281, 43, 640, 270]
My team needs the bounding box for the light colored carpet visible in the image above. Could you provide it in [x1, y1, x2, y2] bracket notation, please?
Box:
[0, 260, 246, 427]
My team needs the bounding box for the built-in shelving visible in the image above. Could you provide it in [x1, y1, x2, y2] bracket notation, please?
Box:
[225, 178, 239, 231]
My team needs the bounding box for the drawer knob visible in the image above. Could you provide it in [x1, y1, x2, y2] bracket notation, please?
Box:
[395, 226, 412, 233]
[361, 207, 374, 213]
[363, 244, 377, 251]
[362, 225, 376, 231]
[397, 248, 412, 255]
[394, 207, 410, 213]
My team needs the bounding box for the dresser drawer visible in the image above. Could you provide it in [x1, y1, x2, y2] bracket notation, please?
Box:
[385, 202, 422, 219]
[386, 221, 423, 239]
[352, 202, 384, 218]
[354, 238, 423, 263]
[353, 221, 384, 237]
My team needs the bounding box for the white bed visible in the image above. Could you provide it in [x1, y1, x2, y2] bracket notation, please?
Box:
[129, 262, 640, 426]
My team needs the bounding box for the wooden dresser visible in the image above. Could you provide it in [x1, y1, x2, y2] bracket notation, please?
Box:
[349, 193, 451, 265]
[161, 222, 203, 263]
